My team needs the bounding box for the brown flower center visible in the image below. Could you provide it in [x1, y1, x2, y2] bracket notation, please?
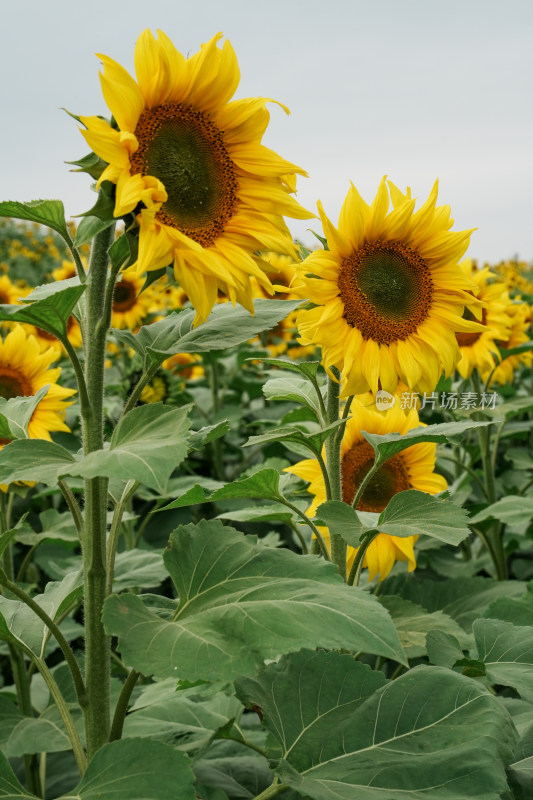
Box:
[131, 103, 238, 248]
[113, 281, 138, 312]
[456, 307, 487, 348]
[337, 241, 433, 345]
[0, 367, 33, 400]
[341, 439, 411, 512]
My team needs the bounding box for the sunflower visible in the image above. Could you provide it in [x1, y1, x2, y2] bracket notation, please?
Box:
[455, 260, 512, 379]
[139, 374, 168, 403]
[0, 275, 23, 306]
[287, 397, 447, 581]
[111, 267, 156, 330]
[52, 260, 78, 282]
[481, 299, 532, 386]
[0, 326, 76, 442]
[296, 178, 484, 397]
[80, 29, 312, 324]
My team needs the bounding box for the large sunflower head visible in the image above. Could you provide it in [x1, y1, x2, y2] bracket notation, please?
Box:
[80, 30, 312, 324]
[455, 260, 513, 379]
[296, 178, 484, 397]
[287, 398, 447, 581]
[0, 326, 76, 442]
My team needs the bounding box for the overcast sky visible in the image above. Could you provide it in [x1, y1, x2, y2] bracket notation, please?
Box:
[1, 0, 531, 264]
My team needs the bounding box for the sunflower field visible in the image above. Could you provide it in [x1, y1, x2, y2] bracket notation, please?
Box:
[0, 28, 532, 800]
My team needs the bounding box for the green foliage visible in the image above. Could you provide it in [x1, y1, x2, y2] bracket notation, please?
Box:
[103, 520, 406, 681]
[237, 650, 516, 799]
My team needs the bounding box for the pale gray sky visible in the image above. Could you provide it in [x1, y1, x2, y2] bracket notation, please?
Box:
[1, 0, 531, 263]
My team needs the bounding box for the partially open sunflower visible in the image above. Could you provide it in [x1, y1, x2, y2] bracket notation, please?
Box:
[80, 30, 312, 323]
[287, 397, 447, 581]
[296, 177, 484, 396]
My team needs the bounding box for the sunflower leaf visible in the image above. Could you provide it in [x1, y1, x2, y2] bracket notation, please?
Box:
[364, 419, 497, 464]
[244, 419, 345, 455]
[73, 214, 115, 247]
[0, 386, 50, 440]
[0, 750, 38, 798]
[63, 403, 191, 493]
[58, 738, 196, 800]
[377, 489, 471, 544]
[236, 652, 515, 800]
[0, 696, 72, 757]
[0, 199, 70, 240]
[0, 439, 77, 486]
[253, 357, 323, 381]
[103, 519, 406, 680]
[469, 496, 533, 534]
[113, 298, 304, 362]
[157, 468, 290, 512]
[0, 280, 85, 338]
[263, 375, 325, 419]
[474, 618, 533, 702]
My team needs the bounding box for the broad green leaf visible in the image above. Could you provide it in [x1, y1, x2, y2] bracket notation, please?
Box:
[0, 749, 37, 798]
[377, 490, 471, 544]
[0, 280, 85, 339]
[193, 739, 271, 799]
[488, 395, 533, 419]
[253, 357, 322, 381]
[474, 618, 533, 702]
[0, 387, 50, 439]
[158, 468, 290, 512]
[73, 214, 114, 247]
[0, 570, 82, 656]
[237, 652, 515, 800]
[108, 231, 136, 271]
[112, 550, 167, 592]
[114, 299, 303, 363]
[363, 420, 496, 464]
[317, 491, 470, 548]
[0, 199, 69, 239]
[123, 684, 242, 755]
[315, 501, 367, 547]
[244, 419, 345, 455]
[426, 629, 465, 668]
[188, 420, 230, 451]
[15, 509, 78, 546]
[380, 574, 526, 632]
[0, 439, 76, 487]
[484, 585, 533, 626]
[470, 496, 533, 534]
[217, 504, 294, 524]
[379, 595, 470, 658]
[103, 520, 406, 681]
[263, 376, 324, 419]
[65, 404, 191, 493]
[59, 738, 195, 800]
[0, 695, 71, 756]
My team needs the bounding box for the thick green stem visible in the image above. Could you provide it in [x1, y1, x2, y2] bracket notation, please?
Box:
[82, 223, 115, 759]
[325, 372, 346, 575]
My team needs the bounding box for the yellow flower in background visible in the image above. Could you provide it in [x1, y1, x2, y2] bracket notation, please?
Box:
[455, 260, 512, 379]
[52, 260, 78, 282]
[287, 397, 447, 581]
[481, 299, 532, 386]
[139, 374, 168, 404]
[0, 327, 76, 441]
[23, 316, 83, 359]
[0, 275, 24, 306]
[80, 29, 312, 324]
[162, 352, 204, 382]
[111, 267, 155, 330]
[296, 178, 483, 397]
